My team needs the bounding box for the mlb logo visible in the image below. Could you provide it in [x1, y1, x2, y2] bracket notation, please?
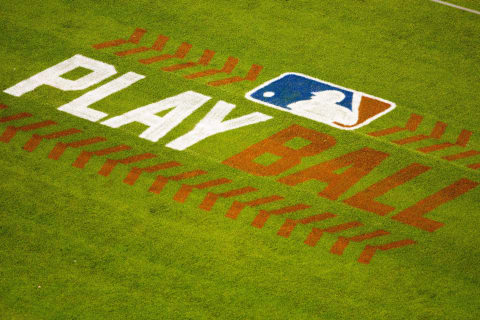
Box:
[245, 73, 396, 130]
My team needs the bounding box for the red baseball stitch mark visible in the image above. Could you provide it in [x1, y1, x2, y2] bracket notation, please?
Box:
[442, 149, 480, 169]
[357, 239, 416, 264]
[251, 204, 311, 229]
[0, 104, 32, 124]
[173, 178, 232, 203]
[184, 56, 239, 79]
[467, 163, 480, 170]
[392, 121, 447, 145]
[123, 161, 182, 186]
[92, 28, 147, 49]
[72, 145, 131, 168]
[48, 137, 107, 160]
[98, 153, 157, 177]
[115, 34, 169, 57]
[442, 150, 480, 161]
[304, 221, 363, 247]
[0, 112, 32, 123]
[368, 113, 423, 137]
[207, 64, 263, 87]
[23, 128, 82, 152]
[277, 212, 336, 238]
[0, 120, 57, 143]
[199, 186, 257, 211]
[225, 195, 284, 220]
[148, 170, 207, 194]
[139, 42, 192, 65]
[418, 129, 472, 153]
[162, 49, 216, 72]
[330, 230, 390, 255]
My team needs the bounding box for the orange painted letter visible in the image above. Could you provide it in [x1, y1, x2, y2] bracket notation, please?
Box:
[391, 178, 478, 232]
[222, 124, 336, 176]
[279, 147, 389, 200]
[344, 163, 431, 216]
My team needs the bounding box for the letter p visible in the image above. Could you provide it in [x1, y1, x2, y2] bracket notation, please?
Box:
[4, 54, 116, 97]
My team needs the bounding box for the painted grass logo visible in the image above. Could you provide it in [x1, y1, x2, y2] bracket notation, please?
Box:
[246, 73, 396, 130]
[1, 28, 479, 266]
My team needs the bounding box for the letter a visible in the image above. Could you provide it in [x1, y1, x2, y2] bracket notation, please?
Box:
[101, 91, 211, 142]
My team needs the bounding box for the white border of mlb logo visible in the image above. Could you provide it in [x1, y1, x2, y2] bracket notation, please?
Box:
[245, 72, 396, 130]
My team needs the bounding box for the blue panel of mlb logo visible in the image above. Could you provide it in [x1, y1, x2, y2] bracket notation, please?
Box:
[245, 72, 396, 130]
[248, 73, 354, 111]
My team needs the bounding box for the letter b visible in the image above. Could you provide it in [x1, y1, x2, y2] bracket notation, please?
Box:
[223, 124, 336, 176]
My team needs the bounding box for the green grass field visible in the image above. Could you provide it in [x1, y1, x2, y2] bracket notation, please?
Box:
[0, 0, 479, 319]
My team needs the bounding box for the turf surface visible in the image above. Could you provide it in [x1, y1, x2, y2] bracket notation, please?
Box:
[0, 0, 479, 319]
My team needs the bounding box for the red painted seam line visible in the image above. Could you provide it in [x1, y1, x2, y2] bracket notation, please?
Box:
[392, 121, 446, 145]
[357, 239, 416, 264]
[23, 128, 83, 152]
[148, 170, 207, 194]
[277, 212, 337, 238]
[368, 113, 423, 137]
[48, 137, 107, 160]
[72, 145, 131, 169]
[453, 129, 473, 147]
[173, 178, 232, 203]
[418, 129, 473, 153]
[138, 42, 192, 64]
[93, 28, 147, 49]
[251, 203, 311, 229]
[208, 64, 263, 86]
[162, 49, 216, 72]
[184, 56, 239, 79]
[303, 221, 363, 247]
[467, 163, 480, 170]
[199, 186, 257, 211]
[0, 112, 32, 123]
[418, 142, 453, 153]
[225, 195, 284, 220]
[330, 230, 390, 255]
[169, 170, 208, 181]
[123, 161, 182, 186]
[442, 150, 480, 161]
[0, 104, 7, 110]
[98, 153, 157, 177]
[115, 34, 169, 57]
[0, 120, 56, 143]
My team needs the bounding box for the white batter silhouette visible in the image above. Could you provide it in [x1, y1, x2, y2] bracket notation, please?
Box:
[287, 90, 358, 126]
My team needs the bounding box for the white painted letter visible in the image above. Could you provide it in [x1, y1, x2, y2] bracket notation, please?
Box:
[166, 101, 272, 150]
[57, 72, 145, 122]
[4, 54, 116, 97]
[101, 91, 211, 142]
